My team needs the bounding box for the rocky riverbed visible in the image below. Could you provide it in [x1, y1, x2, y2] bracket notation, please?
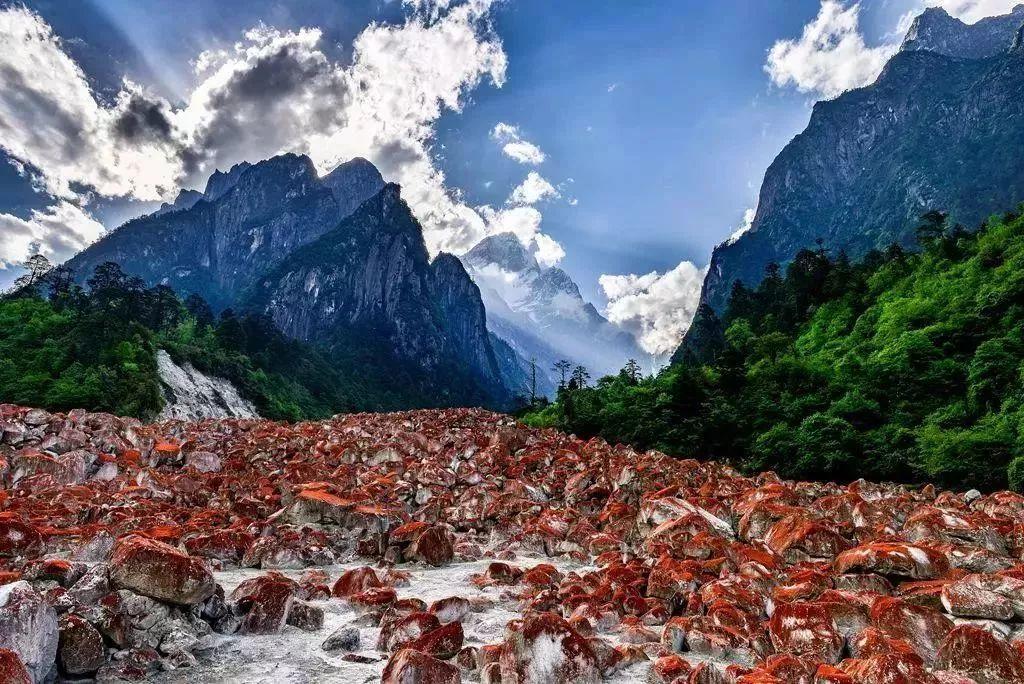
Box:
[1, 403, 1024, 682]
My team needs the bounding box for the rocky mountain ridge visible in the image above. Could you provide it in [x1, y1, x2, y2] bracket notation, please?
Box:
[64, 155, 523, 410]
[67, 154, 386, 312]
[247, 185, 513, 407]
[697, 5, 1024, 314]
[901, 5, 1024, 58]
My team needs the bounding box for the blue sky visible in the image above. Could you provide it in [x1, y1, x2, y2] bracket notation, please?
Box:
[0, 0, 1014, 351]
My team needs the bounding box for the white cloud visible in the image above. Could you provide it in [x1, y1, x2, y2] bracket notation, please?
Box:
[0, 202, 105, 269]
[530, 233, 566, 268]
[726, 207, 757, 245]
[508, 171, 559, 206]
[0, 9, 184, 202]
[765, 1, 898, 99]
[0, 2, 543, 263]
[600, 261, 707, 356]
[490, 122, 546, 165]
[925, 0, 1022, 23]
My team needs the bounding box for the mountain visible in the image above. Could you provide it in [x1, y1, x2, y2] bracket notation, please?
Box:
[246, 185, 515, 407]
[66, 154, 385, 312]
[698, 5, 1024, 314]
[527, 205, 1024, 491]
[461, 232, 648, 394]
[64, 154, 521, 410]
[901, 5, 1024, 58]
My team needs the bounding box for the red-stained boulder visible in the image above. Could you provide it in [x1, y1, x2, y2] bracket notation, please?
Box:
[500, 612, 600, 683]
[650, 653, 693, 683]
[936, 625, 1024, 684]
[768, 603, 843, 664]
[850, 627, 921, 661]
[332, 566, 383, 598]
[409, 622, 464, 660]
[57, 613, 105, 675]
[430, 596, 471, 624]
[0, 515, 42, 559]
[109, 535, 215, 605]
[940, 573, 1024, 620]
[834, 543, 950, 580]
[475, 562, 523, 586]
[409, 526, 454, 566]
[840, 653, 935, 684]
[229, 573, 297, 635]
[349, 587, 398, 614]
[764, 515, 852, 561]
[183, 530, 254, 564]
[0, 649, 31, 684]
[382, 648, 461, 683]
[381, 612, 442, 652]
[871, 597, 952, 666]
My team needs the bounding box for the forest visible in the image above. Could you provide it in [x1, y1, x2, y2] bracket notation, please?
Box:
[0, 258, 432, 420]
[525, 209, 1024, 491]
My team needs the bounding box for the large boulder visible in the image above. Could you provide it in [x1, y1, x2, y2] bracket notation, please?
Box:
[57, 613, 105, 676]
[409, 526, 455, 567]
[499, 612, 600, 684]
[941, 573, 1024, 621]
[768, 602, 843, 664]
[870, 597, 952, 667]
[332, 566, 383, 598]
[229, 573, 297, 635]
[834, 543, 949, 580]
[0, 581, 58, 683]
[0, 515, 42, 559]
[936, 625, 1024, 684]
[382, 648, 461, 684]
[109, 535, 215, 605]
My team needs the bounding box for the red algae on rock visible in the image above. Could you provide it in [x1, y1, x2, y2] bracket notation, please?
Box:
[1, 403, 1024, 682]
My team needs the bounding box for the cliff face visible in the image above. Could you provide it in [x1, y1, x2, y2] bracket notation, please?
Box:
[700, 16, 1024, 313]
[66, 154, 385, 311]
[65, 155, 516, 409]
[247, 185, 513, 407]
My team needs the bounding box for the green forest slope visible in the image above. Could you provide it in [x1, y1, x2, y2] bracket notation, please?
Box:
[0, 260, 451, 420]
[526, 209, 1024, 491]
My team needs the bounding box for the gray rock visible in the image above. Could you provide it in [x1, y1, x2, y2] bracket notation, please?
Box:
[0, 581, 59, 683]
[321, 626, 361, 652]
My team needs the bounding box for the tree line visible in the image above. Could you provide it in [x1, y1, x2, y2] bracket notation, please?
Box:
[524, 208, 1024, 492]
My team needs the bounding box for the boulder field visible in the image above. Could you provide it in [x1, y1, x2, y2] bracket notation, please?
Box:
[1, 403, 1024, 682]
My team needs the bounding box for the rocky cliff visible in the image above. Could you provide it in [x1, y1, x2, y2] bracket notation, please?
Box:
[66, 154, 385, 312]
[699, 6, 1024, 313]
[901, 5, 1024, 58]
[247, 184, 513, 408]
[65, 155, 518, 409]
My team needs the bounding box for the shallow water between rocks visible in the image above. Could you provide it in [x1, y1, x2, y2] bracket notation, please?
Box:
[145, 555, 654, 683]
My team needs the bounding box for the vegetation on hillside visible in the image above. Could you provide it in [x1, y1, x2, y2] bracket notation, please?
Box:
[0, 259, 432, 420]
[525, 209, 1024, 491]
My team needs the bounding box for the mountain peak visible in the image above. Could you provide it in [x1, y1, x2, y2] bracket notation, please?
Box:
[901, 4, 1024, 58]
[463, 232, 537, 273]
[203, 161, 253, 200]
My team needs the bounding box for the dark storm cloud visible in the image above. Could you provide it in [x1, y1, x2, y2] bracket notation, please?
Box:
[113, 94, 173, 142]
